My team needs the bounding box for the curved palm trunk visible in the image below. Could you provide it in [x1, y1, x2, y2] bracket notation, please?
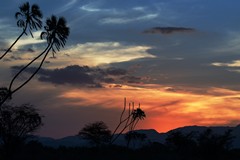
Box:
[110, 114, 131, 143]
[0, 43, 51, 107]
[9, 43, 51, 92]
[111, 98, 127, 138]
[110, 118, 137, 144]
[11, 43, 52, 95]
[0, 24, 28, 60]
[110, 100, 138, 144]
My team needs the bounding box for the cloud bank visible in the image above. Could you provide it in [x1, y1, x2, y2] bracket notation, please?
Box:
[11, 65, 145, 88]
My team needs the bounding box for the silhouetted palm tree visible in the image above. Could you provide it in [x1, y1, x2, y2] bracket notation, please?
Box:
[9, 15, 69, 94]
[0, 2, 42, 60]
[130, 107, 146, 130]
[132, 108, 146, 120]
[41, 15, 70, 57]
[0, 15, 69, 107]
[111, 98, 146, 144]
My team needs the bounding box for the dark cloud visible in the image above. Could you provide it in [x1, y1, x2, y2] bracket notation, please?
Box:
[120, 76, 141, 84]
[38, 66, 95, 85]
[9, 55, 23, 60]
[16, 48, 36, 53]
[3, 55, 23, 62]
[26, 48, 35, 53]
[106, 67, 127, 76]
[0, 40, 9, 51]
[12, 65, 100, 87]
[160, 100, 182, 107]
[102, 77, 115, 83]
[109, 84, 123, 88]
[143, 27, 195, 34]
[11, 65, 144, 87]
[1, 47, 36, 62]
[64, 53, 71, 57]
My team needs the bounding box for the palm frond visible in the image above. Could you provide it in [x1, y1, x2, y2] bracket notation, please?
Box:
[42, 15, 70, 54]
[19, 2, 30, 13]
[31, 4, 42, 18]
[15, 12, 23, 19]
[40, 32, 47, 39]
[17, 20, 25, 28]
[16, 2, 42, 32]
[29, 29, 34, 38]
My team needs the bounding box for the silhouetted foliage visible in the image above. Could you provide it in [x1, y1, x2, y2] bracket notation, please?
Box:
[0, 13, 70, 107]
[197, 128, 234, 159]
[0, 2, 42, 60]
[3, 139, 240, 160]
[111, 98, 146, 144]
[40, 15, 70, 57]
[165, 130, 198, 160]
[8, 14, 69, 95]
[165, 131, 197, 152]
[0, 87, 11, 105]
[0, 103, 43, 159]
[125, 131, 147, 148]
[78, 121, 111, 147]
[163, 128, 235, 160]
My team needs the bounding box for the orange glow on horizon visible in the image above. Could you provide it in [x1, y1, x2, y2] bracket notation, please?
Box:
[58, 84, 240, 133]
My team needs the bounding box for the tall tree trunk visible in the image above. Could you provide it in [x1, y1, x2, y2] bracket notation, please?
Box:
[9, 43, 51, 93]
[0, 43, 51, 107]
[0, 24, 28, 60]
[11, 43, 52, 95]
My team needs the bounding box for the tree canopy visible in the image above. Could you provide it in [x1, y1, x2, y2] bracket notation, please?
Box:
[78, 121, 111, 147]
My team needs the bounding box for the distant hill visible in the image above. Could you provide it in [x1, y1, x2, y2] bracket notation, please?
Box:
[31, 125, 240, 148]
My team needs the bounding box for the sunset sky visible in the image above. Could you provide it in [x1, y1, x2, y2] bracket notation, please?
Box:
[1, 0, 240, 138]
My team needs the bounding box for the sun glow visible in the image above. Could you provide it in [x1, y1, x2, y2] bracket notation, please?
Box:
[58, 85, 240, 133]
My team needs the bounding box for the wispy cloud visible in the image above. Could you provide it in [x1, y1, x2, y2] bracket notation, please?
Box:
[80, 1, 115, 13]
[9, 31, 46, 50]
[62, 42, 156, 66]
[212, 60, 240, 67]
[132, 6, 146, 11]
[56, 0, 77, 13]
[100, 14, 158, 24]
[211, 59, 240, 74]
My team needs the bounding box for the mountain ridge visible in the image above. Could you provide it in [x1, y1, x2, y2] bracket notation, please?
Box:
[32, 125, 240, 148]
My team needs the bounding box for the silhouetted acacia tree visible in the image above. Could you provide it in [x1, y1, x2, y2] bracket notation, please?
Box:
[78, 121, 112, 147]
[0, 2, 42, 60]
[0, 103, 43, 159]
[0, 15, 70, 107]
[165, 131, 197, 153]
[125, 131, 147, 148]
[110, 98, 146, 144]
[197, 129, 234, 155]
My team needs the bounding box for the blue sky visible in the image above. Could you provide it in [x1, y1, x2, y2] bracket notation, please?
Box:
[1, 0, 240, 138]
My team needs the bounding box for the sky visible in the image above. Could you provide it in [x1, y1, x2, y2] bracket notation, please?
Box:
[1, 0, 240, 138]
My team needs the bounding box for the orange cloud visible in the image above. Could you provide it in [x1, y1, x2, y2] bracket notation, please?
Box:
[59, 85, 240, 133]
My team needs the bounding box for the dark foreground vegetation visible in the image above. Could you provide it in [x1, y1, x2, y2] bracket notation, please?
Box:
[1, 140, 240, 160]
[1, 128, 240, 160]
